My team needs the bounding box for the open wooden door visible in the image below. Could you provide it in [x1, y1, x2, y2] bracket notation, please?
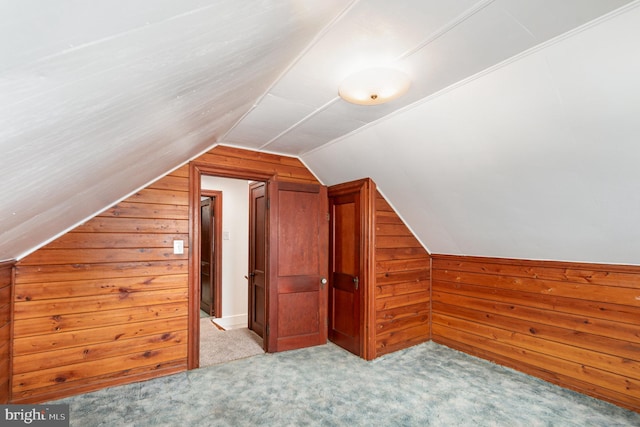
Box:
[328, 190, 361, 355]
[249, 182, 267, 339]
[328, 178, 376, 360]
[267, 181, 329, 352]
[200, 197, 214, 316]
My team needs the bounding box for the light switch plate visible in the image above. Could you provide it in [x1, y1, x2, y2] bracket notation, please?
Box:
[173, 240, 184, 254]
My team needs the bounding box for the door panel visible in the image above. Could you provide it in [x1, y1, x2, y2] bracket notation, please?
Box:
[329, 191, 361, 355]
[278, 293, 319, 336]
[249, 182, 266, 339]
[332, 278, 354, 333]
[268, 181, 328, 352]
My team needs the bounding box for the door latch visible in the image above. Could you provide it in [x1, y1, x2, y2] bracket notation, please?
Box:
[353, 276, 359, 290]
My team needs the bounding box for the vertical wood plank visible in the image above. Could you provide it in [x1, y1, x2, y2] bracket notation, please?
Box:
[0, 260, 15, 404]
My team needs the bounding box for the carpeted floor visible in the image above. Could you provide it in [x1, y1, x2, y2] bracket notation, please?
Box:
[51, 341, 640, 426]
[199, 317, 264, 367]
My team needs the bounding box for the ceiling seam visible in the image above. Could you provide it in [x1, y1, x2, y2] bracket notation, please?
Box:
[5, 3, 223, 73]
[258, 97, 341, 150]
[395, 0, 496, 61]
[219, 0, 361, 143]
[4, 4, 243, 109]
[259, 0, 497, 152]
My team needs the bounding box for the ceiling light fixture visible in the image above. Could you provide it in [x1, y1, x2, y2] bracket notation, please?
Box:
[338, 67, 411, 106]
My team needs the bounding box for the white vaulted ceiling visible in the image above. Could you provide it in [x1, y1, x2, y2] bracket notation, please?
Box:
[0, 0, 351, 260]
[1, 1, 639, 264]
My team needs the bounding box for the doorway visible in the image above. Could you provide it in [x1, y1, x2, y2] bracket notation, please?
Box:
[199, 177, 264, 368]
[200, 178, 250, 329]
[189, 161, 329, 368]
[190, 164, 273, 369]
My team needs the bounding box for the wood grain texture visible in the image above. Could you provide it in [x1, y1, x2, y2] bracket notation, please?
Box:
[431, 254, 640, 412]
[15, 261, 187, 284]
[0, 260, 14, 403]
[374, 193, 430, 357]
[13, 166, 190, 403]
[196, 146, 318, 184]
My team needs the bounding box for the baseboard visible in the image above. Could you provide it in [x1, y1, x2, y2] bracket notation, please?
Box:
[212, 314, 248, 330]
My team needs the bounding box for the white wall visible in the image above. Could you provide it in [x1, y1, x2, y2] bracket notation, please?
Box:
[201, 175, 250, 320]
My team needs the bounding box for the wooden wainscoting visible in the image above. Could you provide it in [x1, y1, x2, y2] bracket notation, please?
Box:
[374, 193, 430, 357]
[0, 260, 15, 403]
[432, 254, 640, 412]
[12, 167, 191, 403]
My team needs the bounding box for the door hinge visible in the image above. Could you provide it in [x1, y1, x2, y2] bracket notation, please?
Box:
[326, 212, 330, 221]
[266, 324, 269, 336]
[266, 198, 270, 209]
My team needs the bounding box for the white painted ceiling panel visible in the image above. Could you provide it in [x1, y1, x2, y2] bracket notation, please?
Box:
[262, 105, 368, 154]
[221, 94, 317, 148]
[267, 0, 481, 99]
[0, 0, 215, 71]
[497, 0, 632, 41]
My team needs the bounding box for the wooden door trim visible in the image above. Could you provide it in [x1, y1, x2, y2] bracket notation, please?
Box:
[328, 178, 376, 360]
[188, 161, 274, 369]
[201, 190, 222, 318]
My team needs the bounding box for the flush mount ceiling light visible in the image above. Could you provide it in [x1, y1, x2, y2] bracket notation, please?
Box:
[338, 67, 411, 106]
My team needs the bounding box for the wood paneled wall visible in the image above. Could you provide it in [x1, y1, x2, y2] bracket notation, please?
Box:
[374, 193, 430, 357]
[11, 145, 320, 403]
[0, 260, 14, 403]
[431, 254, 640, 412]
[13, 166, 190, 403]
[194, 145, 320, 185]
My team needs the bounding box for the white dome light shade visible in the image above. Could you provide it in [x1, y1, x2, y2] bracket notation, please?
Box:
[338, 68, 411, 105]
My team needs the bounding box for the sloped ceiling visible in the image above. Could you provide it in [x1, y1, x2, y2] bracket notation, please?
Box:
[2, 0, 639, 265]
[0, 0, 352, 260]
[302, 2, 640, 265]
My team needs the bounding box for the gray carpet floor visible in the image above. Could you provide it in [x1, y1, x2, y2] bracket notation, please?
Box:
[51, 341, 639, 426]
[199, 317, 264, 367]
